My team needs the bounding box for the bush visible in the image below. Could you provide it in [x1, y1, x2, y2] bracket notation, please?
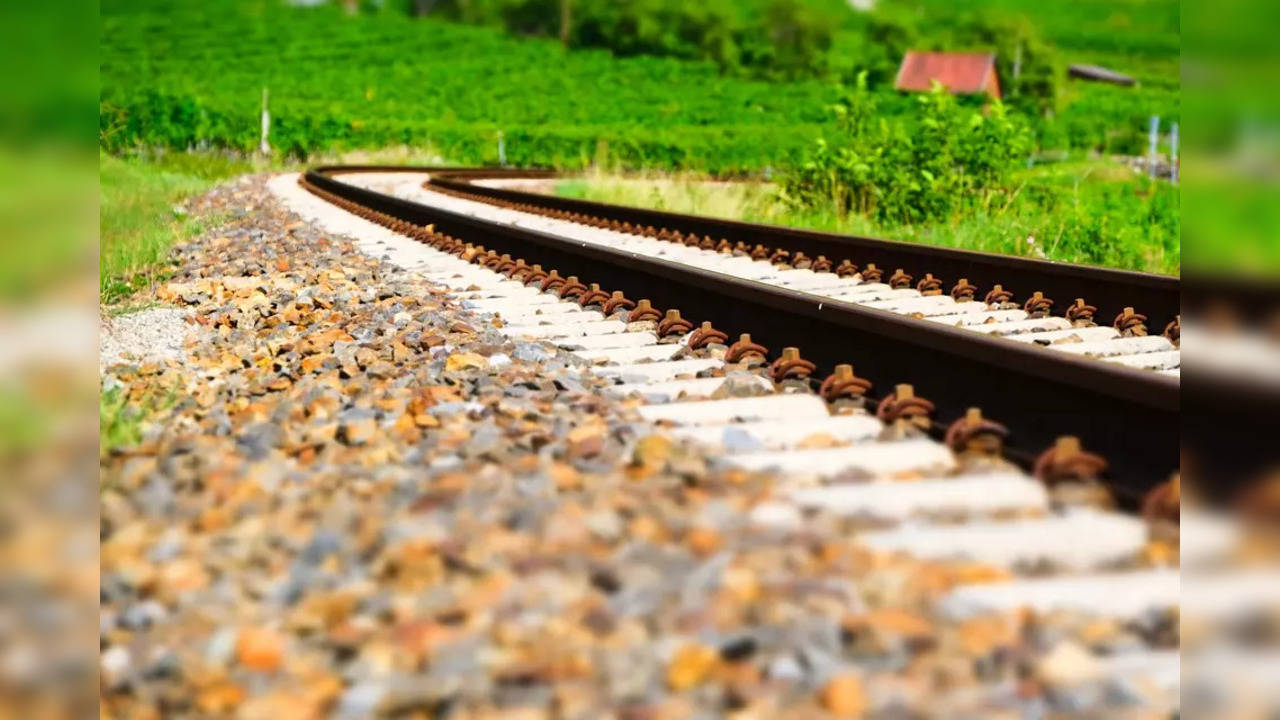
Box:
[781, 79, 1031, 224]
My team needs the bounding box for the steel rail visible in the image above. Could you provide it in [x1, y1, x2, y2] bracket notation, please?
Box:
[305, 166, 1178, 498]
[421, 167, 1181, 331]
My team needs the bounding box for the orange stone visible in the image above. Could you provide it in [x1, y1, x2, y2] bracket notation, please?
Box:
[821, 674, 867, 717]
[721, 565, 760, 603]
[666, 644, 718, 691]
[686, 527, 722, 557]
[630, 515, 664, 543]
[157, 557, 209, 597]
[846, 608, 934, 641]
[632, 435, 671, 471]
[947, 562, 1012, 586]
[957, 616, 1018, 658]
[393, 412, 419, 441]
[197, 681, 246, 714]
[396, 620, 458, 661]
[199, 506, 231, 532]
[566, 424, 605, 459]
[236, 627, 284, 672]
[550, 463, 582, 491]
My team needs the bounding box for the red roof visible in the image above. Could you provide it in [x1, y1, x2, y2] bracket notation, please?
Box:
[895, 51, 999, 97]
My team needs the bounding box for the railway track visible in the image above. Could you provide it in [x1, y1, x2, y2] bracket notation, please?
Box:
[427, 175, 1180, 378]
[429, 167, 1181, 332]
[305, 166, 1178, 497]
[273, 169, 1280, 716]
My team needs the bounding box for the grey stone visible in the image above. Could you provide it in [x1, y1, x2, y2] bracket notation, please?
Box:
[512, 343, 552, 363]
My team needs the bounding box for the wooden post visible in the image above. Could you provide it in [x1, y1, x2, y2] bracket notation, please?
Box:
[560, 0, 572, 49]
[259, 87, 270, 156]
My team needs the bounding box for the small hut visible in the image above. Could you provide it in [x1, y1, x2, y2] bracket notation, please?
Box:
[894, 51, 1001, 100]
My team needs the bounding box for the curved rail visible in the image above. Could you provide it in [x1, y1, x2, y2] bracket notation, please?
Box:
[422, 167, 1180, 331]
[304, 166, 1178, 498]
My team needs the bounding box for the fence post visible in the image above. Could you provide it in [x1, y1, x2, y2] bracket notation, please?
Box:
[1012, 42, 1023, 91]
[497, 131, 506, 167]
[1147, 115, 1159, 179]
[1169, 122, 1179, 184]
[259, 87, 270, 156]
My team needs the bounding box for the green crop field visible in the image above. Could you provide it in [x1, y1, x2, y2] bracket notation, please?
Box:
[100, 0, 1178, 277]
[101, 0, 846, 171]
[101, 0, 1177, 169]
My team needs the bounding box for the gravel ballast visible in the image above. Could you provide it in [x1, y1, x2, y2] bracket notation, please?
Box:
[100, 308, 192, 368]
[98, 173, 1181, 718]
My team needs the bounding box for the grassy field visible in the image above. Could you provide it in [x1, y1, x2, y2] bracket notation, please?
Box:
[99, 0, 1179, 280]
[0, 146, 96, 304]
[101, 0, 839, 171]
[101, 0, 1176, 165]
[557, 159, 1179, 275]
[99, 145, 467, 306]
[99, 152, 256, 304]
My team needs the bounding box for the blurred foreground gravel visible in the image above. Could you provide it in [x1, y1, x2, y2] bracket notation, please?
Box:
[99, 175, 1169, 719]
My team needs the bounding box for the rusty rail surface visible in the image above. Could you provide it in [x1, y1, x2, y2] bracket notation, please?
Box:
[423, 167, 1180, 332]
[304, 166, 1179, 500]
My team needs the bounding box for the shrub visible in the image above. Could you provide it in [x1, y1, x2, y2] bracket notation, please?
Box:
[781, 78, 1031, 225]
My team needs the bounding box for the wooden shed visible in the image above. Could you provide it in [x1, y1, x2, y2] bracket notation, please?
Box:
[894, 51, 1001, 100]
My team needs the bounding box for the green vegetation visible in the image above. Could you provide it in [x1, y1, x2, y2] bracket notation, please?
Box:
[775, 83, 1176, 273]
[100, 0, 1178, 275]
[98, 145, 467, 306]
[557, 156, 1178, 275]
[99, 151, 252, 304]
[424, 0, 1178, 153]
[429, 0, 847, 79]
[1182, 168, 1280, 275]
[836, 0, 1178, 154]
[0, 146, 96, 303]
[781, 82, 1032, 226]
[102, 0, 1176, 166]
[0, 384, 48, 456]
[101, 0, 839, 170]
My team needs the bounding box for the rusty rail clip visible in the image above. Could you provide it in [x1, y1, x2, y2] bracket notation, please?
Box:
[769, 347, 816, 383]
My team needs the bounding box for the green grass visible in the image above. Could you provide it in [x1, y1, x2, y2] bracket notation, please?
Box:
[98, 0, 1178, 278]
[100, 0, 1176, 167]
[99, 151, 253, 304]
[554, 159, 1178, 275]
[0, 384, 48, 456]
[100, 0, 839, 171]
[0, 145, 96, 304]
[99, 144, 469, 305]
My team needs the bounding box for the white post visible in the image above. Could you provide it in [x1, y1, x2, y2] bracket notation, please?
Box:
[497, 130, 506, 167]
[1147, 115, 1159, 179]
[259, 87, 271, 156]
[1013, 42, 1022, 89]
[1170, 122, 1179, 184]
